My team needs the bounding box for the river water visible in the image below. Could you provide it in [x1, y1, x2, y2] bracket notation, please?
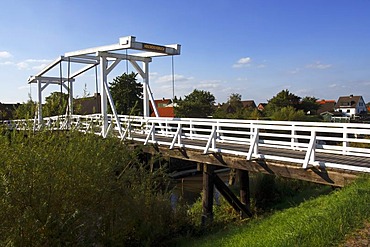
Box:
[171, 170, 230, 204]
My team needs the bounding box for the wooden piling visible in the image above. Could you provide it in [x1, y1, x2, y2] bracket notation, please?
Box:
[239, 169, 251, 217]
[202, 164, 215, 226]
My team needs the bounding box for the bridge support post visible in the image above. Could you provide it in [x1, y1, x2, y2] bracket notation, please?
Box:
[202, 164, 215, 226]
[100, 55, 108, 137]
[37, 79, 43, 126]
[239, 170, 251, 217]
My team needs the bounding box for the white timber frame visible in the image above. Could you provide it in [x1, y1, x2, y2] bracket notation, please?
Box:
[27, 36, 181, 137]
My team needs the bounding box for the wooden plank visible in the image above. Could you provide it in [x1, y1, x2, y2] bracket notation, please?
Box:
[140, 144, 359, 187]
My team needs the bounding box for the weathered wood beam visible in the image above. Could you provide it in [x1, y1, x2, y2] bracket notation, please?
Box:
[212, 172, 252, 217]
[239, 170, 251, 217]
[140, 145, 359, 187]
[202, 164, 215, 226]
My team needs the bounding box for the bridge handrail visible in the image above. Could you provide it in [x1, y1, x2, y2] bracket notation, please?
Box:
[3, 114, 370, 173]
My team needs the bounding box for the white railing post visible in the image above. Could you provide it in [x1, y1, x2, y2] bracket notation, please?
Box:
[343, 126, 348, 154]
[190, 120, 194, 139]
[291, 124, 298, 150]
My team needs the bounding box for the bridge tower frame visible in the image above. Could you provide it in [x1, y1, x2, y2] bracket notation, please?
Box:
[28, 36, 181, 136]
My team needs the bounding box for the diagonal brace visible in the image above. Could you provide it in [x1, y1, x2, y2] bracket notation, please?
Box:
[303, 130, 316, 169]
[204, 126, 217, 154]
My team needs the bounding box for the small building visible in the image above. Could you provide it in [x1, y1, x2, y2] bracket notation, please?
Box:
[74, 93, 101, 115]
[334, 95, 367, 119]
[241, 100, 257, 109]
[150, 98, 175, 117]
[316, 99, 336, 115]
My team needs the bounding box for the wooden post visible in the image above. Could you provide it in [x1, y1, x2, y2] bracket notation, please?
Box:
[202, 164, 215, 226]
[239, 169, 251, 217]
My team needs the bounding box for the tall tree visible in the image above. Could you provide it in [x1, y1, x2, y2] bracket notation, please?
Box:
[228, 93, 243, 111]
[265, 89, 301, 115]
[175, 89, 215, 118]
[109, 72, 143, 115]
[299, 96, 320, 114]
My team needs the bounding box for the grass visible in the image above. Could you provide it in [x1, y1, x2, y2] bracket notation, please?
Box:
[175, 176, 370, 247]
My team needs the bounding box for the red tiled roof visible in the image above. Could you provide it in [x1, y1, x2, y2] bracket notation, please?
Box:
[317, 99, 336, 105]
[150, 107, 175, 117]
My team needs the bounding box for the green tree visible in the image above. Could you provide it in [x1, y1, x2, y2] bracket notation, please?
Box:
[249, 108, 262, 120]
[109, 72, 143, 115]
[228, 93, 243, 111]
[44, 92, 69, 117]
[271, 106, 306, 121]
[299, 96, 320, 114]
[175, 89, 215, 118]
[213, 93, 246, 119]
[265, 89, 301, 115]
[13, 97, 37, 119]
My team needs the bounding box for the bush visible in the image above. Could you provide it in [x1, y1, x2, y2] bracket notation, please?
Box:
[0, 130, 181, 246]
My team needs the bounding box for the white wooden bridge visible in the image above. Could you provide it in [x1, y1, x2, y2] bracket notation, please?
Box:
[3, 36, 370, 220]
[8, 114, 370, 175]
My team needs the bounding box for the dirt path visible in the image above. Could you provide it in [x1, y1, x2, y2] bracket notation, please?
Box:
[339, 221, 370, 247]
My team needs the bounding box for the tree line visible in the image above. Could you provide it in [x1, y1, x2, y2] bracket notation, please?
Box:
[10, 73, 321, 121]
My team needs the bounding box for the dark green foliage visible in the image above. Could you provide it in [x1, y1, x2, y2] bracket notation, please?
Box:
[271, 106, 307, 121]
[266, 89, 301, 114]
[109, 72, 143, 115]
[265, 90, 320, 121]
[0, 131, 183, 246]
[13, 97, 37, 120]
[44, 91, 69, 116]
[175, 89, 215, 118]
[299, 96, 320, 114]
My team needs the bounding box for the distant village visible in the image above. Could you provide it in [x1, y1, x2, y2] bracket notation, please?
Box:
[1, 93, 369, 123]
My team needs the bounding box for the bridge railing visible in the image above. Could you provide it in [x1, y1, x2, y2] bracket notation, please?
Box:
[111, 116, 370, 173]
[3, 115, 370, 173]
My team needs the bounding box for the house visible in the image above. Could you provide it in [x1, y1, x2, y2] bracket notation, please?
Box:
[74, 93, 101, 115]
[316, 99, 336, 115]
[241, 100, 257, 109]
[334, 95, 367, 119]
[150, 98, 175, 117]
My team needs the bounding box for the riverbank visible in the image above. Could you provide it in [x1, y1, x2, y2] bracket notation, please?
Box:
[173, 176, 370, 247]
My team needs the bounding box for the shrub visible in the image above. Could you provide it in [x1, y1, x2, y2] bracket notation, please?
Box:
[0, 130, 180, 246]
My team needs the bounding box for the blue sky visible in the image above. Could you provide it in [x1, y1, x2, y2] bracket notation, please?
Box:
[1, 0, 370, 105]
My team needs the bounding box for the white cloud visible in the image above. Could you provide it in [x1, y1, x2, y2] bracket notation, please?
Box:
[0, 61, 14, 66]
[32, 63, 49, 70]
[236, 77, 248, 81]
[233, 57, 252, 68]
[306, 61, 332, 70]
[12, 59, 53, 70]
[154, 74, 193, 83]
[16, 62, 29, 70]
[289, 68, 301, 74]
[0, 51, 12, 59]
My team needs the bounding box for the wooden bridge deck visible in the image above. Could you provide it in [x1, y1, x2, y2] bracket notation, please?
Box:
[129, 133, 368, 187]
